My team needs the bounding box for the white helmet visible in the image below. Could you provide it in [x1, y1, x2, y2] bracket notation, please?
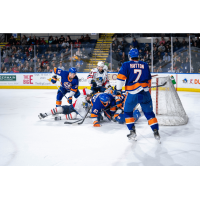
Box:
[103, 65, 108, 71]
[97, 61, 104, 67]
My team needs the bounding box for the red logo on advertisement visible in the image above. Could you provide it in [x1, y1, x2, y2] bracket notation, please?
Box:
[190, 79, 193, 84]
[23, 75, 33, 84]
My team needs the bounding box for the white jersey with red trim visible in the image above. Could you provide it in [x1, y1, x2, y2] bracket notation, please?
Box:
[87, 68, 109, 87]
[73, 89, 91, 117]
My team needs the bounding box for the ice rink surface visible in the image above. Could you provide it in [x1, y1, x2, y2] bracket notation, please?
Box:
[0, 89, 200, 166]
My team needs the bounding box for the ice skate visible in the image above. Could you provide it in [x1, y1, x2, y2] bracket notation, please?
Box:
[38, 113, 47, 120]
[153, 129, 161, 143]
[127, 126, 137, 141]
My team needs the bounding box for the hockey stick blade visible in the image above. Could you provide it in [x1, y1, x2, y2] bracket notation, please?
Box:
[64, 119, 83, 124]
[150, 81, 167, 88]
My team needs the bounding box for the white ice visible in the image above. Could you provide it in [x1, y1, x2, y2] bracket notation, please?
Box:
[0, 89, 200, 166]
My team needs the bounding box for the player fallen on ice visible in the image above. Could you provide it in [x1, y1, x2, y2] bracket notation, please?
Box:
[38, 88, 92, 121]
[87, 61, 111, 94]
[90, 93, 116, 127]
[115, 48, 160, 142]
[51, 67, 80, 107]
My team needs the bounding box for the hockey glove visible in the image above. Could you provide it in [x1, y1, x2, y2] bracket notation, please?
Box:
[51, 76, 57, 84]
[91, 80, 97, 88]
[67, 96, 72, 104]
[93, 121, 101, 127]
[107, 85, 112, 89]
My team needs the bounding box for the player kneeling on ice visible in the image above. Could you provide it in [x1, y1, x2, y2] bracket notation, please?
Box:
[116, 48, 160, 142]
[91, 93, 116, 127]
[51, 67, 80, 107]
[38, 88, 92, 121]
[87, 61, 111, 94]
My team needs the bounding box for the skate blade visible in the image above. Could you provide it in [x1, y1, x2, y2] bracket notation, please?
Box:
[128, 136, 137, 141]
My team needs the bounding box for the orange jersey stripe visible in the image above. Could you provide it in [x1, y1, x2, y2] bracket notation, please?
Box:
[125, 82, 149, 91]
[56, 101, 62, 105]
[148, 118, 158, 126]
[71, 88, 77, 92]
[110, 107, 116, 111]
[125, 117, 135, 124]
[91, 113, 98, 118]
[117, 74, 127, 80]
[54, 67, 57, 73]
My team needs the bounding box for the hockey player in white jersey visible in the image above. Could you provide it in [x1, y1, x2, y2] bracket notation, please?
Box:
[38, 88, 92, 121]
[87, 61, 111, 94]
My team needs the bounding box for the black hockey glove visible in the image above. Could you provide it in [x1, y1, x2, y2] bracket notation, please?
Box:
[91, 80, 97, 88]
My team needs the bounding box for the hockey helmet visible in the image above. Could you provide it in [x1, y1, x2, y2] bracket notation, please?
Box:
[69, 67, 77, 74]
[97, 61, 104, 67]
[128, 48, 139, 58]
[99, 93, 110, 106]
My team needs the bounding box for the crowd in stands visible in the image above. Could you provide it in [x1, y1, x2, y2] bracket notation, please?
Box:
[153, 37, 200, 73]
[1, 34, 200, 73]
[0, 34, 94, 73]
[108, 35, 200, 73]
[108, 35, 152, 72]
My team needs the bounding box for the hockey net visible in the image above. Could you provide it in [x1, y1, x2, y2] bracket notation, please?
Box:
[150, 76, 188, 126]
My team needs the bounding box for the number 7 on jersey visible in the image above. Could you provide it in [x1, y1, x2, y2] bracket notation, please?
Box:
[134, 69, 142, 82]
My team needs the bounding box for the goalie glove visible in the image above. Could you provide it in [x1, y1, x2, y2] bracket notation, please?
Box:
[67, 96, 72, 104]
[51, 75, 57, 84]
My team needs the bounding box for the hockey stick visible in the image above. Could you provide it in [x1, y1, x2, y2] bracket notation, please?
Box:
[150, 81, 167, 88]
[64, 105, 92, 125]
[64, 104, 118, 125]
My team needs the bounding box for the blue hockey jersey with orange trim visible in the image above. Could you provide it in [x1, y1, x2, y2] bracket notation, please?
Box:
[54, 67, 79, 92]
[91, 93, 116, 119]
[117, 60, 151, 94]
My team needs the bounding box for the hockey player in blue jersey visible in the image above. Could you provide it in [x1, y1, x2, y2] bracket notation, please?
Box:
[51, 67, 80, 107]
[115, 49, 160, 142]
[90, 93, 116, 127]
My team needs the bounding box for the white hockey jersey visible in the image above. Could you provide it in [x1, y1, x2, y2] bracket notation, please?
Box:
[87, 68, 109, 87]
[72, 88, 91, 117]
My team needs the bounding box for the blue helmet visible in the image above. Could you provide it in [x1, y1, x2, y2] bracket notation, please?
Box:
[129, 48, 139, 58]
[69, 67, 77, 74]
[99, 93, 110, 103]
